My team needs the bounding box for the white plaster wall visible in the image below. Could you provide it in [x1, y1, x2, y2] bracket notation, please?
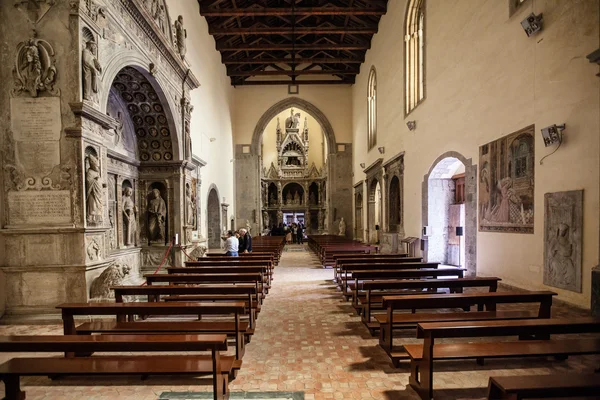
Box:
[262, 108, 326, 170]
[352, 0, 600, 308]
[233, 85, 354, 145]
[166, 0, 235, 240]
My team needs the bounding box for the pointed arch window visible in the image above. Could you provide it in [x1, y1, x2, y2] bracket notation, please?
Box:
[367, 66, 377, 150]
[405, 0, 425, 115]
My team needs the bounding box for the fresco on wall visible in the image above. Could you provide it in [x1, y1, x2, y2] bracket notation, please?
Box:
[479, 125, 534, 233]
[543, 190, 583, 293]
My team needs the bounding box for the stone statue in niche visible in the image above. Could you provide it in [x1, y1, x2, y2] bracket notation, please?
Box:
[269, 192, 276, 206]
[122, 187, 137, 246]
[148, 188, 167, 243]
[86, 238, 101, 261]
[108, 209, 116, 250]
[286, 192, 292, 205]
[12, 35, 57, 97]
[186, 184, 194, 226]
[293, 191, 300, 204]
[285, 108, 301, 130]
[90, 262, 131, 299]
[262, 211, 269, 229]
[174, 15, 187, 59]
[338, 217, 346, 236]
[82, 40, 102, 101]
[85, 153, 104, 225]
[309, 192, 316, 205]
[276, 210, 283, 225]
[543, 190, 583, 293]
[114, 111, 123, 146]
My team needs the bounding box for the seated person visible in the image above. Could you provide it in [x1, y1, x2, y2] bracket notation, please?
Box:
[224, 230, 239, 256]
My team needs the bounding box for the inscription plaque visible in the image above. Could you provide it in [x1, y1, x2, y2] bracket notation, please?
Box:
[8, 190, 71, 225]
[16, 141, 60, 177]
[10, 97, 61, 141]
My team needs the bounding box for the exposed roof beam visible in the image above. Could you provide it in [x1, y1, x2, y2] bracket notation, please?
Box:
[227, 69, 358, 76]
[209, 26, 378, 35]
[200, 7, 387, 17]
[217, 43, 370, 51]
[223, 57, 364, 64]
[232, 79, 355, 86]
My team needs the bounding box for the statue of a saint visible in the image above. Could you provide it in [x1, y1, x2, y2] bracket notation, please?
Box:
[82, 40, 102, 101]
[309, 192, 316, 205]
[338, 217, 347, 236]
[157, 5, 167, 34]
[186, 185, 194, 226]
[184, 120, 192, 161]
[85, 154, 103, 224]
[174, 15, 187, 59]
[262, 211, 270, 229]
[148, 188, 167, 243]
[285, 108, 301, 130]
[286, 192, 292, 205]
[122, 187, 137, 246]
[293, 191, 300, 204]
[276, 210, 283, 225]
[269, 192, 277, 206]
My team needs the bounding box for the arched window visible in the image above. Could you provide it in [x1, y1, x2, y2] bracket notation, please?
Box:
[405, 0, 425, 115]
[367, 66, 377, 150]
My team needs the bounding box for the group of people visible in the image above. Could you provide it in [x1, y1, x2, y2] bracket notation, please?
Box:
[224, 228, 252, 257]
[270, 222, 304, 244]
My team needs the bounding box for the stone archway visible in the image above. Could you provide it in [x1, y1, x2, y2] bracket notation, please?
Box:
[422, 151, 477, 277]
[237, 97, 353, 237]
[367, 179, 382, 244]
[207, 185, 221, 249]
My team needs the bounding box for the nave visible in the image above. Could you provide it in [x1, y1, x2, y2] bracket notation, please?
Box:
[0, 246, 597, 400]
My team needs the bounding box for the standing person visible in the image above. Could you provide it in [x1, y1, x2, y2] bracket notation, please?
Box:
[292, 224, 298, 243]
[239, 228, 252, 253]
[296, 223, 303, 244]
[224, 230, 239, 256]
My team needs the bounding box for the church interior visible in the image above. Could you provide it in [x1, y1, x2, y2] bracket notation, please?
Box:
[0, 0, 599, 399]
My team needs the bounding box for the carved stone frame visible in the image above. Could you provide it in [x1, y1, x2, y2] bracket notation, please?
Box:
[364, 158, 383, 244]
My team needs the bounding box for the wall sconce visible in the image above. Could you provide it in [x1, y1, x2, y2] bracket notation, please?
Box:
[359, 163, 366, 169]
[407, 120, 416, 131]
[209, 137, 216, 142]
[521, 13, 543, 37]
[540, 123, 566, 165]
[377, 146, 385, 154]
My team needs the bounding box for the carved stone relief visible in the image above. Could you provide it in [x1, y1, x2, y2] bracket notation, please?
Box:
[12, 34, 58, 98]
[90, 261, 131, 299]
[82, 39, 102, 102]
[173, 15, 186, 59]
[543, 190, 583, 292]
[147, 186, 167, 244]
[122, 186, 137, 246]
[14, 0, 56, 24]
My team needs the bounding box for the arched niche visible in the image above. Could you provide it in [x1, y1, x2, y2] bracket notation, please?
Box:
[388, 176, 401, 232]
[206, 184, 221, 249]
[282, 182, 305, 206]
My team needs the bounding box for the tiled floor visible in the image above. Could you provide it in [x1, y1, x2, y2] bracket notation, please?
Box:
[0, 246, 598, 399]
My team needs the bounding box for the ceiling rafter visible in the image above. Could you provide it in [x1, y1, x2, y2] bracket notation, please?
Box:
[198, 0, 387, 86]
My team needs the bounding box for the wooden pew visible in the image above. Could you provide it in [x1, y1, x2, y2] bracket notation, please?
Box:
[405, 317, 600, 400]
[145, 272, 265, 300]
[111, 284, 259, 329]
[360, 277, 501, 332]
[347, 268, 465, 304]
[339, 262, 441, 297]
[487, 373, 600, 399]
[0, 334, 230, 400]
[57, 302, 247, 362]
[379, 291, 556, 365]
[334, 257, 424, 282]
[168, 265, 271, 288]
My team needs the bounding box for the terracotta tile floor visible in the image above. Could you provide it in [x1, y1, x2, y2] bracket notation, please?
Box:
[0, 246, 598, 399]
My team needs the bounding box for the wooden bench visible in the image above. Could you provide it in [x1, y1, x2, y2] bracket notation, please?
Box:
[145, 272, 265, 299]
[186, 259, 274, 281]
[360, 277, 501, 331]
[405, 317, 600, 400]
[168, 265, 271, 288]
[57, 301, 247, 362]
[348, 268, 465, 304]
[487, 373, 600, 399]
[0, 334, 231, 400]
[111, 284, 259, 328]
[335, 258, 427, 283]
[378, 291, 556, 365]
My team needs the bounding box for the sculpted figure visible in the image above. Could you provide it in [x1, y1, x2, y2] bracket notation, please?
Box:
[548, 223, 575, 287]
[85, 154, 103, 224]
[20, 44, 42, 97]
[122, 187, 137, 246]
[90, 262, 131, 299]
[174, 15, 187, 59]
[186, 185, 194, 226]
[262, 211, 269, 229]
[338, 217, 347, 236]
[82, 40, 102, 101]
[148, 188, 167, 243]
[285, 108, 301, 130]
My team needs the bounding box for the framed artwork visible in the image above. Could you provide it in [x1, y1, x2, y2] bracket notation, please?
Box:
[479, 125, 535, 233]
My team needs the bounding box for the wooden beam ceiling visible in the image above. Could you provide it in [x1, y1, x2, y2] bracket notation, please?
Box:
[198, 0, 388, 86]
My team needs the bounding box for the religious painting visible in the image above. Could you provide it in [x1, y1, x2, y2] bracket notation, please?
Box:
[543, 190, 583, 293]
[478, 125, 535, 233]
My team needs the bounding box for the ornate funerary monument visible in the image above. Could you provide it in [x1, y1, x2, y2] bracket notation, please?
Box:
[0, 0, 204, 319]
